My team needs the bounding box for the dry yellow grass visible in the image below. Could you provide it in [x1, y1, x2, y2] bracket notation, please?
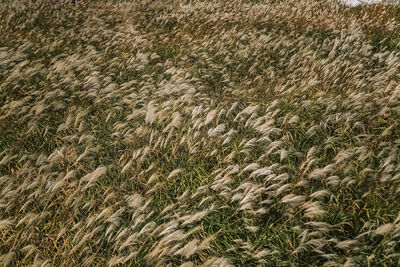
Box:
[1, 0, 400, 266]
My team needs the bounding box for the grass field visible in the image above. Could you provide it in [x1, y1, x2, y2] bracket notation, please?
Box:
[1, 0, 400, 266]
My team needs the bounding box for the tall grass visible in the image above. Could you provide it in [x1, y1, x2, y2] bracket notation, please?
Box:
[1, 0, 400, 266]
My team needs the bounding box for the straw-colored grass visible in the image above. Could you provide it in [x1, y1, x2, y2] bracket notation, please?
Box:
[1, 0, 400, 266]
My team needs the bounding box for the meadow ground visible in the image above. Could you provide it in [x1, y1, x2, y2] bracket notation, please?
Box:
[1, 0, 400, 266]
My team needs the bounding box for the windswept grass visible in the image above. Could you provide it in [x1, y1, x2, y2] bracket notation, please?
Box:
[1, 0, 400, 266]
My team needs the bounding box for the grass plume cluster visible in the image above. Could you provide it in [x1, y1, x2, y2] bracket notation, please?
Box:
[1, 0, 400, 266]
